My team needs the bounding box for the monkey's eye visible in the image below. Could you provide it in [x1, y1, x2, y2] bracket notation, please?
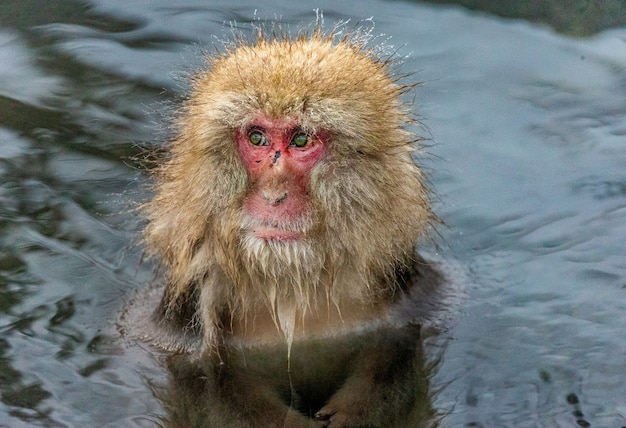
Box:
[290, 133, 310, 148]
[248, 130, 268, 146]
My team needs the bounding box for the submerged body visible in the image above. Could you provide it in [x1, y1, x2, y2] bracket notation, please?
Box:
[139, 28, 445, 427]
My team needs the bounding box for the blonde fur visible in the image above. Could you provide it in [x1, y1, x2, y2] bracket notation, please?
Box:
[142, 30, 435, 352]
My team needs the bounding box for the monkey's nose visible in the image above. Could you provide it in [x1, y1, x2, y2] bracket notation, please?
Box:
[262, 190, 288, 206]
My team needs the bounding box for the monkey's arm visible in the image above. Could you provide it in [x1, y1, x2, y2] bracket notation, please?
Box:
[164, 354, 324, 428]
[315, 323, 431, 428]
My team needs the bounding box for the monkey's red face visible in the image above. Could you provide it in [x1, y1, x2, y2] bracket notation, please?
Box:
[236, 116, 327, 243]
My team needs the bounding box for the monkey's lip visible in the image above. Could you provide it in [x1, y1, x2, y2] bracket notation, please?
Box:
[251, 225, 303, 242]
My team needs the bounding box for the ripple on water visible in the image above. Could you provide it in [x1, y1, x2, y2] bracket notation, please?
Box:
[1, 1, 626, 427]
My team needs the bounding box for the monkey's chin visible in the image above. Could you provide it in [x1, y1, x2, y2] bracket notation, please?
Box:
[250, 226, 303, 242]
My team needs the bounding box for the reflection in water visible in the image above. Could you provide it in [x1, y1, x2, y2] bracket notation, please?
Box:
[154, 325, 438, 428]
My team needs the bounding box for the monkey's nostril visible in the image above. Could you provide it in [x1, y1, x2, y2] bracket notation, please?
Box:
[272, 151, 281, 164]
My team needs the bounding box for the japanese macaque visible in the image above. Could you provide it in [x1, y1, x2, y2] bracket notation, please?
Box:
[139, 27, 445, 428]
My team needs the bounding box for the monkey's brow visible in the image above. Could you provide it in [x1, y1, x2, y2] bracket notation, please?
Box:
[272, 151, 281, 164]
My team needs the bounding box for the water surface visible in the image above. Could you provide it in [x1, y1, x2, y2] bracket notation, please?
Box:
[0, 1, 625, 426]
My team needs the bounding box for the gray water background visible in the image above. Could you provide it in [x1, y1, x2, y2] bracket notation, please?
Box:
[0, 1, 625, 426]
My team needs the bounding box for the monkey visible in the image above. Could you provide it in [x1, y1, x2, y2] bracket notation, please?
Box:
[137, 27, 448, 428]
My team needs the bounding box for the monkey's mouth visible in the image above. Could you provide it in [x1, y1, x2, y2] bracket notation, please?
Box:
[251, 225, 303, 242]
[242, 216, 309, 243]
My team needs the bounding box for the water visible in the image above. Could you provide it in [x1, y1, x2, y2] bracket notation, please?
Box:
[1, 1, 625, 426]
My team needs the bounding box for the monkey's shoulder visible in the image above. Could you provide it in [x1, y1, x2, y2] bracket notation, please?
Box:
[119, 279, 203, 353]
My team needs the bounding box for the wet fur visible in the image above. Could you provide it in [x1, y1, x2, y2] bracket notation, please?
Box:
[142, 30, 436, 353]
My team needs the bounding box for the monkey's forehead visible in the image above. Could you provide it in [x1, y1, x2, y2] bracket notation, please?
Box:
[209, 37, 390, 93]
[189, 37, 406, 136]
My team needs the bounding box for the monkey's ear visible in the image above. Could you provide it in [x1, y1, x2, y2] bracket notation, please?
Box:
[150, 282, 203, 353]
